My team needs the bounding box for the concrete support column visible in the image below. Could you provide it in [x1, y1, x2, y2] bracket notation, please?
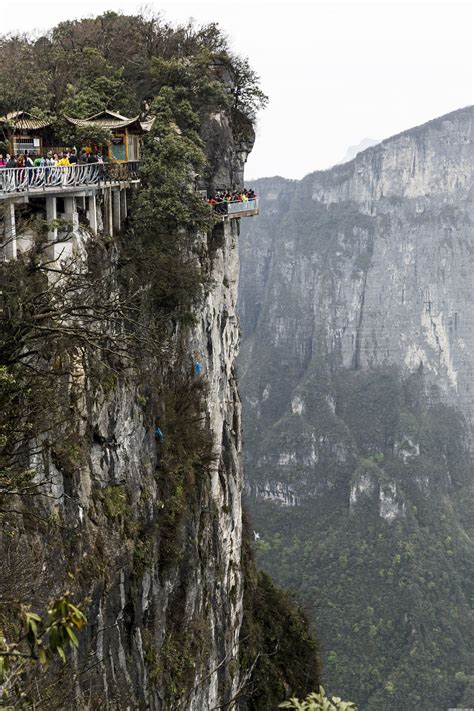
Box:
[46, 196, 57, 241]
[120, 188, 128, 221]
[63, 196, 79, 232]
[104, 187, 113, 237]
[4, 202, 17, 260]
[112, 189, 121, 232]
[88, 194, 98, 235]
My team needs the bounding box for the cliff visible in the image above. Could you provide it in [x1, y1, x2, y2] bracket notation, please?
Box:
[239, 106, 474, 710]
[0, 13, 320, 710]
[241, 106, 474, 435]
[0, 133, 243, 711]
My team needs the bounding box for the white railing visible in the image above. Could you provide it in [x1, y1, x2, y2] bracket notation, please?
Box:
[0, 161, 140, 195]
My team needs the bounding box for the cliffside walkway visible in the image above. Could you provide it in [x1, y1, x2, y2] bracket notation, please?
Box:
[1, 161, 140, 261]
[0, 161, 140, 197]
[1, 165, 259, 262]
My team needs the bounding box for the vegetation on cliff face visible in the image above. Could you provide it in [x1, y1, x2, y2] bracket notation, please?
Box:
[0, 11, 318, 710]
[239, 138, 474, 711]
[0, 10, 266, 148]
[238, 513, 321, 709]
[247, 367, 474, 711]
[280, 687, 356, 710]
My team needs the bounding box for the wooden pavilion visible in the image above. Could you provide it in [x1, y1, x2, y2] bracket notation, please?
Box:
[0, 111, 54, 157]
[64, 110, 150, 161]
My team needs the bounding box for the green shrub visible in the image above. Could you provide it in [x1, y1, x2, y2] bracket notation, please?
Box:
[280, 687, 356, 710]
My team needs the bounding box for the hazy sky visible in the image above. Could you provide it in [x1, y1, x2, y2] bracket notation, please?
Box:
[4, 0, 473, 179]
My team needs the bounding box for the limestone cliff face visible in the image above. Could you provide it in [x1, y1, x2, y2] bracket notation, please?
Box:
[86, 220, 244, 711]
[240, 107, 474, 444]
[238, 107, 474, 710]
[6, 222, 244, 710]
[2, 129, 251, 710]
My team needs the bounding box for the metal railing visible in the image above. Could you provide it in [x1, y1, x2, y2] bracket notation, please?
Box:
[227, 198, 258, 215]
[0, 161, 140, 195]
[213, 197, 259, 216]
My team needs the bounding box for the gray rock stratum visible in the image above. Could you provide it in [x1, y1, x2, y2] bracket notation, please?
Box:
[238, 106, 474, 711]
[241, 106, 474, 438]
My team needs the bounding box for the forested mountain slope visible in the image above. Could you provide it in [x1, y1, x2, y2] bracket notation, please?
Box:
[239, 106, 474, 710]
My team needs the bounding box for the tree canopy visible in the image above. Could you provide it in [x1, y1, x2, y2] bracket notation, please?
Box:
[0, 11, 267, 136]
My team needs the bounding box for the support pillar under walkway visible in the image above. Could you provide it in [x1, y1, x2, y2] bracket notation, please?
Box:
[3, 202, 17, 260]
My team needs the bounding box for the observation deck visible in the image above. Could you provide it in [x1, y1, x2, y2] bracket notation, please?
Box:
[212, 197, 259, 220]
[225, 198, 259, 219]
[1, 165, 260, 263]
[0, 161, 140, 261]
[0, 161, 140, 199]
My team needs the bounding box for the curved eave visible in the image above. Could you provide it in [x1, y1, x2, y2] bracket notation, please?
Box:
[64, 114, 144, 132]
[0, 113, 53, 130]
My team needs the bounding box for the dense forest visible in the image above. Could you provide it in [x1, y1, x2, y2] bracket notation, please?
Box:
[249, 369, 474, 709]
[0, 11, 266, 147]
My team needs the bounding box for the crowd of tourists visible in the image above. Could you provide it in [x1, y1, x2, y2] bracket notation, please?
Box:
[0, 150, 107, 169]
[0, 150, 114, 190]
[208, 188, 257, 214]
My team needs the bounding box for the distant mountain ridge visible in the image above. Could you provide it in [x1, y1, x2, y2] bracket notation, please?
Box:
[336, 137, 380, 164]
[238, 105, 474, 710]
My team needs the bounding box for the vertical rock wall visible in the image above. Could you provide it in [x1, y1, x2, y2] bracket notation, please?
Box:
[240, 106, 474, 440]
[237, 106, 474, 710]
[1, 118, 251, 709]
[29, 225, 243, 710]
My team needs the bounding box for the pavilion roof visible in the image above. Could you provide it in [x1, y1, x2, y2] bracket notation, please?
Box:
[0, 111, 53, 130]
[64, 110, 147, 132]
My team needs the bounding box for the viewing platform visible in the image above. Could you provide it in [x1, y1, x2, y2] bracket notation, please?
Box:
[0, 161, 140, 261]
[0, 161, 140, 199]
[224, 198, 259, 219]
[1, 162, 260, 263]
[0, 107, 148, 262]
[208, 190, 259, 220]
